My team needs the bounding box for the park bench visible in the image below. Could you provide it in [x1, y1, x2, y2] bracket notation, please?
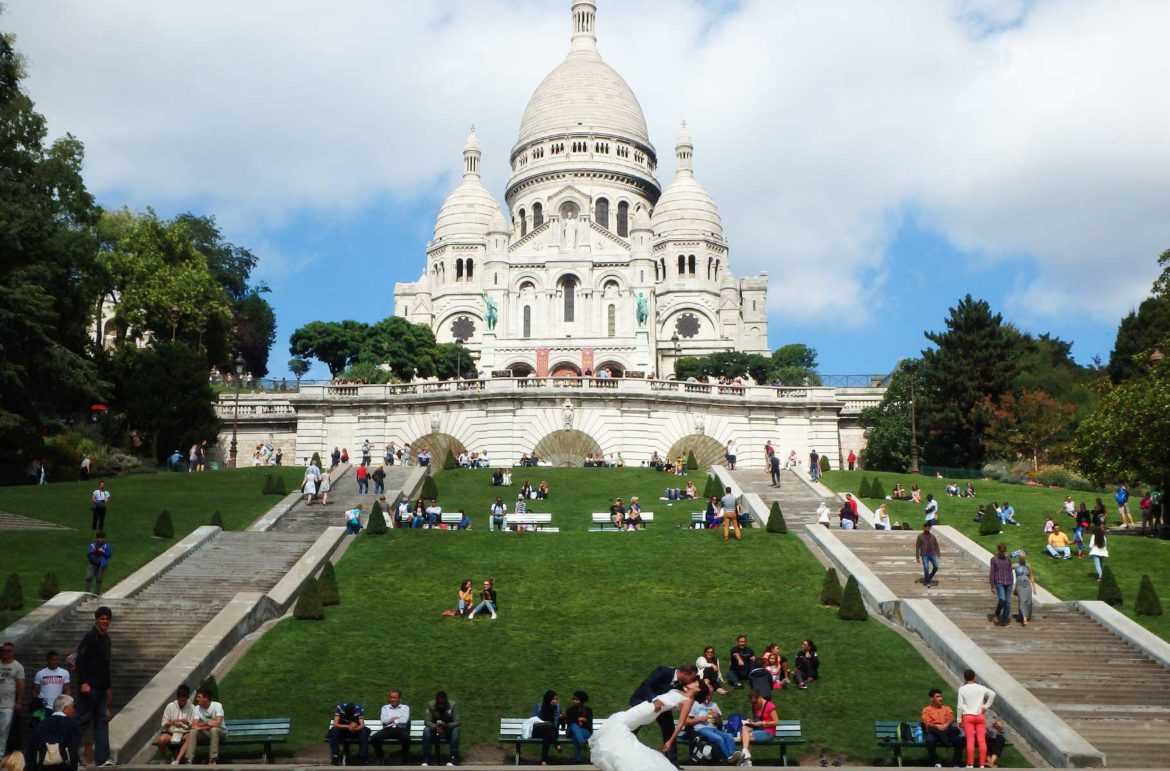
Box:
[874, 720, 1011, 766]
[497, 716, 608, 765]
[508, 512, 557, 531]
[590, 511, 655, 530]
[184, 717, 291, 763]
[325, 719, 431, 765]
[691, 512, 709, 527]
[677, 719, 804, 766]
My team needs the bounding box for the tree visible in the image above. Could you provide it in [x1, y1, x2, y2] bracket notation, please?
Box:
[289, 320, 367, 376]
[209, 510, 224, 528]
[231, 289, 276, 378]
[765, 502, 788, 534]
[318, 561, 340, 606]
[293, 576, 325, 620]
[288, 357, 311, 386]
[1109, 249, 1170, 384]
[38, 572, 59, 600]
[820, 568, 843, 606]
[0, 573, 23, 610]
[771, 344, 821, 386]
[0, 32, 106, 474]
[1097, 564, 1123, 606]
[858, 363, 915, 472]
[154, 509, 174, 539]
[365, 501, 388, 535]
[421, 475, 438, 500]
[919, 296, 1020, 467]
[838, 575, 868, 621]
[982, 389, 1077, 471]
[433, 343, 479, 381]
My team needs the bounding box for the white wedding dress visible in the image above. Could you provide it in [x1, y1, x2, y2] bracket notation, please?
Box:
[589, 689, 687, 771]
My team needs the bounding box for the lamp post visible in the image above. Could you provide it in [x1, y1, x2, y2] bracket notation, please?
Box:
[229, 353, 245, 468]
[905, 360, 920, 475]
[170, 305, 180, 342]
[671, 334, 681, 376]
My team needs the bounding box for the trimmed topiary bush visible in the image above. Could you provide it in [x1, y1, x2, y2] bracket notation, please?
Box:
[421, 474, 438, 500]
[318, 561, 340, 606]
[1136, 574, 1163, 616]
[686, 450, 698, 470]
[870, 477, 886, 499]
[154, 509, 174, 539]
[294, 576, 325, 620]
[857, 477, 872, 499]
[262, 473, 276, 494]
[311, 451, 323, 470]
[443, 450, 458, 470]
[0, 572, 24, 610]
[702, 474, 716, 500]
[820, 567, 843, 606]
[819, 455, 831, 473]
[838, 575, 868, 621]
[979, 515, 1002, 536]
[766, 501, 788, 534]
[366, 500, 388, 535]
[209, 510, 224, 528]
[39, 572, 59, 600]
[1098, 564, 1123, 606]
[197, 675, 220, 701]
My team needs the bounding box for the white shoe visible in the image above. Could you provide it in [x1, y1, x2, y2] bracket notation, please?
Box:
[491, 614, 498, 620]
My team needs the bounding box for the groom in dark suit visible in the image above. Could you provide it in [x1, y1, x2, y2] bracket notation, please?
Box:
[630, 663, 699, 767]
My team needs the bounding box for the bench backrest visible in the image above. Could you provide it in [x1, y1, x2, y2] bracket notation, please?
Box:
[440, 513, 463, 523]
[874, 720, 912, 741]
[498, 717, 608, 739]
[327, 719, 424, 741]
[509, 513, 552, 523]
[224, 717, 292, 737]
[592, 512, 655, 521]
[774, 719, 802, 741]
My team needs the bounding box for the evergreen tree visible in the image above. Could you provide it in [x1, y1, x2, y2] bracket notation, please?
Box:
[0, 572, 23, 610]
[262, 473, 276, 494]
[365, 500, 388, 535]
[421, 475, 438, 500]
[838, 575, 868, 621]
[39, 572, 59, 600]
[765, 502, 788, 534]
[209, 510, 224, 528]
[1108, 289, 1170, 383]
[819, 455, 830, 473]
[318, 561, 340, 606]
[870, 477, 887, 499]
[1135, 574, 1163, 616]
[154, 509, 174, 539]
[686, 450, 698, 470]
[857, 477, 872, 499]
[820, 568, 843, 606]
[1098, 564, 1123, 606]
[443, 450, 458, 470]
[294, 576, 325, 620]
[979, 515, 1002, 536]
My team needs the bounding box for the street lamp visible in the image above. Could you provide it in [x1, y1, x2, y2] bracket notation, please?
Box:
[170, 305, 180, 342]
[229, 353, 245, 468]
[905, 360, 920, 475]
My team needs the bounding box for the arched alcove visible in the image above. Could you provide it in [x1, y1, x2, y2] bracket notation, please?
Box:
[533, 429, 603, 468]
[408, 432, 468, 467]
[665, 435, 726, 469]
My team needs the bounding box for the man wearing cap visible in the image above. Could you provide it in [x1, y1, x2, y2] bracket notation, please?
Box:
[915, 523, 941, 588]
[75, 606, 113, 766]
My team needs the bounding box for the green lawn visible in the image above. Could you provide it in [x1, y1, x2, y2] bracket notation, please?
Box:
[824, 470, 1170, 641]
[218, 468, 1027, 766]
[0, 466, 305, 628]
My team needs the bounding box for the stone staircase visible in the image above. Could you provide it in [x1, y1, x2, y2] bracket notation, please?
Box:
[271, 465, 415, 532]
[834, 527, 1170, 768]
[731, 468, 835, 527]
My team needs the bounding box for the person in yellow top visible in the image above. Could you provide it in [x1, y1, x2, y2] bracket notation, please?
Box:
[921, 688, 962, 767]
[457, 579, 473, 615]
[1046, 524, 1073, 559]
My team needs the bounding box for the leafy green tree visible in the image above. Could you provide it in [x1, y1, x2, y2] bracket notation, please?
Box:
[421, 475, 438, 500]
[859, 363, 915, 472]
[1098, 564, 1123, 606]
[982, 389, 1077, 471]
[39, 572, 59, 600]
[857, 477, 872, 498]
[288, 357, 311, 385]
[1109, 295, 1170, 383]
[1136, 574, 1163, 616]
[0, 573, 23, 610]
[920, 295, 1021, 467]
[209, 510, 224, 528]
[979, 515, 1002, 536]
[0, 32, 106, 472]
[231, 289, 276, 378]
[771, 343, 822, 386]
[289, 320, 367, 376]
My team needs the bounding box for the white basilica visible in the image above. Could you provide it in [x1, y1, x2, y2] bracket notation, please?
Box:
[393, 0, 769, 378]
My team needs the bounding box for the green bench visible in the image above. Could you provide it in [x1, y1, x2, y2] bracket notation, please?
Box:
[497, 716, 609, 765]
[678, 719, 804, 766]
[875, 720, 1010, 767]
[220, 717, 291, 763]
[326, 719, 428, 764]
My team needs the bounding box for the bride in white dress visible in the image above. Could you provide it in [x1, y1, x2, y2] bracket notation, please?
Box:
[589, 680, 702, 771]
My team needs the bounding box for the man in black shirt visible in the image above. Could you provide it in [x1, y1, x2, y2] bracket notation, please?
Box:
[74, 606, 112, 766]
[727, 635, 755, 689]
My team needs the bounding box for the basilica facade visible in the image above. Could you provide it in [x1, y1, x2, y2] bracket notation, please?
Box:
[393, 0, 769, 377]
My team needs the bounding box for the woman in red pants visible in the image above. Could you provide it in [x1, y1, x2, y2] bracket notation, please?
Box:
[957, 668, 996, 767]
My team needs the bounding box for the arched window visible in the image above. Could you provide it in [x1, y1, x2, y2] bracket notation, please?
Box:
[519, 207, 527, 237]
[707, 257, 713, 280]
[595, 198, 610, 230]
[688, 254, 696, 276]
[519, 280, 535, 294]
[678, 255, 686, 275]
[603, 279, 619, 297]
[715, 260, 720, 279]
[559, 275, 579, 322]
[607, 304, 616, 337]
[523, 306, 531, 338]
[455, 258, 464, 280]
[617, 201, 629, 237]
[533, 202, 544, 228]
[660, 257, 666, 281]
[466, 258, 474, 279]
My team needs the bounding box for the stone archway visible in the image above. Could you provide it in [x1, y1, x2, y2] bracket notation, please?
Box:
[594, 361, 625, 377]
[408, 432, 468, 467]
[551, 362, 581, 377]
[666, 435, 726, 469]
[533, 429, 603, 468]
[506, 362, 534, 377]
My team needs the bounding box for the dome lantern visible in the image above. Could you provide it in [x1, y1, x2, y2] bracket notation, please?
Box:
[676, 120, 694, 177]
[570, 0, 598, 54]
[463, 125, 481, 178]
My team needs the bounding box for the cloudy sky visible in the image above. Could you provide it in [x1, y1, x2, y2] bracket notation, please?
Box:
[7, 0, 1169, 378]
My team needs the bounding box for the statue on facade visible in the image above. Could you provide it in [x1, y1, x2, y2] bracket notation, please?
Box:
[483, 293, 498, 331]
[561, 214, 578, 251]
[635, 292, 649, 328]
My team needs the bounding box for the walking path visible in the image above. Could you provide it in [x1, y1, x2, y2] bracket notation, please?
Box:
[732, 468, 1170, 768]
[0, 510, 70, 530]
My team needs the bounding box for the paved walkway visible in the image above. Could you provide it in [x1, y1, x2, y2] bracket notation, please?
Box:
[0, 510, 70, 530]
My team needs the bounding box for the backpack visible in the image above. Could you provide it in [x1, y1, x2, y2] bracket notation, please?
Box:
[898, 721, 914, 742]
[689, 735, 724, 765]
[36, 718, 72, 771]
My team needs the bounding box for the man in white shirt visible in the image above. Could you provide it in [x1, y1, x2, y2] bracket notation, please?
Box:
[0, 641, 26, 756]
[157, 684, 195, 763]
[182, 688, 226, 764]
[371, 689, 411, 765]
[923, 494, 939, 526]
[31, 650, 71, 720]
[489, 498, 507, 532]
[91, 481, 111, 531]
[425, 499, 442, 528]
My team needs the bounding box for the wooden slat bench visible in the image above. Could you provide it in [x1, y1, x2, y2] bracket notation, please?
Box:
[590, 511, 655, 530]
[508, 512, 557, 531]
[497, 716, 608, 765]
[219, 717, 291, 763]
[875, 720, 1010, 767]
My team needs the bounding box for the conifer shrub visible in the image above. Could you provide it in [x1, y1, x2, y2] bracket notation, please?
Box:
[154, 509, 174, 539]
[294, 576, 325, 620]
[209, 510, 224, 528]
[443, 450, 458, 470]
[870, 477, 887, 499]
[820, 567, 843, 606]
[702, 475, 716, 499]
[311, 451, 323, 469]
[857, 477, 872, 499]
[766, 502, 788, 534]
[39, 572, 60, 600]
[686, 450, 698, 470]
[1136, 574, 1163, 616]
[197, 675, 220, 701]
[1098, 564, 1123, 606]
[262, 473, 276, 494]
[979, 515, 1002, 537]
[365, 500, 388, 535]
[271, 473, 288, 495]
[318, 561, 340, 606]
[0, 573, 24, 610]
[421, 475, 438, 500]
[819, 455, 831, 473]
[838, 575, 868, 621]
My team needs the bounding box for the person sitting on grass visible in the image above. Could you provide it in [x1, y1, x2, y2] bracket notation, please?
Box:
[999, 501, 1019, 526]
[456, 579, 473, 616]
[703, 496, 721, 528]
[986, 719, 1008, 768]
[625, 497, 644, 531]
[537, 480, 549, 499]
[964, 482, 976, 498]
[891, 483, 906, 500]
[327, 701, 369, 766]
[974, 504, 986, 523]
[1046, 524, 1073, 559]
[684, 480, 698, 499]
[468, 578, 498, 620]
[791, 639, 818, 688]
[736, 689, 779, 766]
[609, 498, 626, 529]
[455, 509, 471, 530]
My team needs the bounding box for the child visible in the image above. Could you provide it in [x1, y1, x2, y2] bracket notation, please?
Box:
[1043, 514, 1054, 534]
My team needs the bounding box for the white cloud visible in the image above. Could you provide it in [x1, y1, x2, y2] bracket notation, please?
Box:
[6, 0, 1169, 329]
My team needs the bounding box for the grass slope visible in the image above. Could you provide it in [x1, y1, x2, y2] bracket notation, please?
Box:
[826, 470, 1170, 641]
[218, 468, 1015, 765]
[0, 466, 304, 628]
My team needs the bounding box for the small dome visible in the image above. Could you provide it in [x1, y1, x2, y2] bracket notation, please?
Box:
[651, 123, 722, 239]
[432, 127, 507, 243]
[631, 204, 651, 231]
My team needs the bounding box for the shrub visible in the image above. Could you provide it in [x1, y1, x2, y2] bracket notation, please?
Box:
[1098, 565, 1123, 606]
[209, 510, 224, 528]
[820, 567, 843, 606]
[443, 450, 458, 470]
[686, 450, 698, 470]
[318, 561, 340, 606]
[1136, 574, 1163, 616]
[981, 461, 1029, 485]
[421, 475, 438, 500]
[838, 575, 868, 621]
[819, 455, 831, 473]
[870, 477, 887, 499]
[311, 451, 323, 470]
[271, 473, 288, 495]
[1034, 465, 1095, 491]
[857, 477, 872, 499]
[0, 573, 23, 610]
[262, 473, 276, 494]
[39, 572, 59, 600]
[766, 502, 788, 534]
[703, 474, 716, 500]
[294, 576, 325, 620]
[979, 515, 1002, 537]
[197, 675, 219, 701]
[154, 509, 174, 539]
[366, 500, 388, 535]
